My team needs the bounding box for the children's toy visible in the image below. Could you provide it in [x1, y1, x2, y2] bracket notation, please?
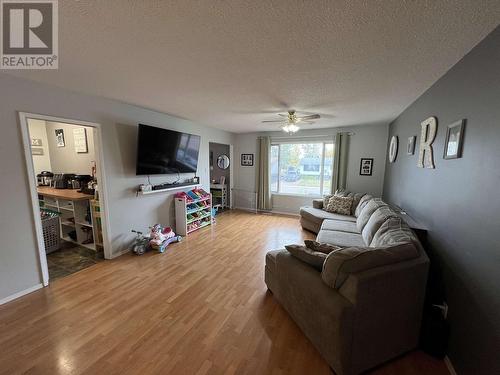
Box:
[148, 224, 182, 253]
[131, 229, 150, 255]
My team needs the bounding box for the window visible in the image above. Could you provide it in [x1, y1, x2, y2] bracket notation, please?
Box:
[270, 142, 334, 196]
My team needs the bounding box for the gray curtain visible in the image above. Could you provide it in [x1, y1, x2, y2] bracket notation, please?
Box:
[332, 132, 349, 192]
[256, 136, 272, 210]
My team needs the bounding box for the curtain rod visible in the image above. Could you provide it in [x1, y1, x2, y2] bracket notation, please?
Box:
[270, 132, 354, 140]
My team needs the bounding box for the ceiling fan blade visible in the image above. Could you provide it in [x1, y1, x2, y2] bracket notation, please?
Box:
[278, 113, 288, 117]
[261, 120, 286, 123]
[297, 114, 320, 120]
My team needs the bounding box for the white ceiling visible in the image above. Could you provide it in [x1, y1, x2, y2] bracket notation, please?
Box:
[7, 1, 500, 133]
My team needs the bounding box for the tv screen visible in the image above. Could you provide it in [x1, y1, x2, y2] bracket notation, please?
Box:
[136, 124, 201, 175]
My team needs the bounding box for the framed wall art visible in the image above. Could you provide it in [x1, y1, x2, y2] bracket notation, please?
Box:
[407, 136, 416, 155]
[444, 119, 465, 160]
[359, 158, 374, 176]
[55, 129, 65, 147]
[241, 153, 254, 166]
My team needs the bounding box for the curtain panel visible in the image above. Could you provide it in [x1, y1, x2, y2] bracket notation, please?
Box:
[256, 136, 272, 210]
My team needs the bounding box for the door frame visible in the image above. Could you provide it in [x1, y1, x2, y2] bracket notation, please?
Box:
[18, 112, 113, 286]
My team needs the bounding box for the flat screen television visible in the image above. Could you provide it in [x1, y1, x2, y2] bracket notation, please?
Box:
[136, 124, 201, 175]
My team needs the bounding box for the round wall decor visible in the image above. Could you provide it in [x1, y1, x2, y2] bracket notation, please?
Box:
[389, 135, 399, 163]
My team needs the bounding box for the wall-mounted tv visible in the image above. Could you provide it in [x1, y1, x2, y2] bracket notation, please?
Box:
[136, 124, 201, 175]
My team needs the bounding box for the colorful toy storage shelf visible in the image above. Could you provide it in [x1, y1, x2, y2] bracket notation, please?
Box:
[174, 188, 212, 236]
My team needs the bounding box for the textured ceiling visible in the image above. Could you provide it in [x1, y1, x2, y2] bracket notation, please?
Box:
[7, 1, 500, 133]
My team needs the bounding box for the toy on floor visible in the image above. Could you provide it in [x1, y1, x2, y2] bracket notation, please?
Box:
[149, 224, 182, 253]
[131, 229, 150, 255]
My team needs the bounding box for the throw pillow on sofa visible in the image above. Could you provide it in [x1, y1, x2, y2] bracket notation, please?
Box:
[304, 240, 341, 254]
[285, 244, 327, 270]
[321, 243, 420, 289]
[325, 196, 354, 215]
[322, 194, 333, 208]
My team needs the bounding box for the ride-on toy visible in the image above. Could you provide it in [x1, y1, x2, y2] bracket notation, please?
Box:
[149, 224, 182, 253]
[131, 224, 182, 255]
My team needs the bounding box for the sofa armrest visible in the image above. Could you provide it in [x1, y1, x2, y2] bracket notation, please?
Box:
[337, 253, 430, 374]
[312, 198, 324, 209]
[268, 251, 355, 375]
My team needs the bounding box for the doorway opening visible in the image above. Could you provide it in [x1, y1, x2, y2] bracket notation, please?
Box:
[19, 113, 111, 286]
[209, 142, 233, 212]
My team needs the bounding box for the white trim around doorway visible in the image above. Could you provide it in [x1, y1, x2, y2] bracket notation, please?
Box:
[18, 112, 113, 287]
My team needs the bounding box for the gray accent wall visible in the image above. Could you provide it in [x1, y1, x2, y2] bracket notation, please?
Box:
[383, 26, 500, 375]
[0, 72, 234, 302]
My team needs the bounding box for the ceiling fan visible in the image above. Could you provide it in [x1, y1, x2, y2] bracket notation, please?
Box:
[261, 110, 321, 134]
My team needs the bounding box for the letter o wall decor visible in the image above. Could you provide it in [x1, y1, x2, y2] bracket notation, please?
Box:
[388, 135, 398, 163]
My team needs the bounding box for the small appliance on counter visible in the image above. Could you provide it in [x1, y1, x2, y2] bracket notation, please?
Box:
[80, 180, 97, 195]
[37, 171, 53, 186]
[52, 173, 76, 189]
[70, 174, 93, 189]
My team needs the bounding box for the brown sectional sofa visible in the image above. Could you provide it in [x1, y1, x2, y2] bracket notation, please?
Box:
[265, 195, 429, 375]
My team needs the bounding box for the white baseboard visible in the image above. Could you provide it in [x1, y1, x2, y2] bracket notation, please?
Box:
[110, 248, 131, 259]
[233, 206, 257, 212]
[445, 356, 458, 375]
[233, 206, 299, 217]
[0, 283, 43, 306]
[268, 209, 300, 217]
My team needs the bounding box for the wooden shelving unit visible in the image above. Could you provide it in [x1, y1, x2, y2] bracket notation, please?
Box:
[38, 187, 101, 252]
[175, 194, 212, 236]
[210, 183, 227, 209]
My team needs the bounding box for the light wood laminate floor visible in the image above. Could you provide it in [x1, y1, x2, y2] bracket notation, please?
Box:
[0, 210, 449, 375]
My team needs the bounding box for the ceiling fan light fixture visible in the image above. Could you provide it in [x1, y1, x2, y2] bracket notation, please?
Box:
[281, 124, 300, 134]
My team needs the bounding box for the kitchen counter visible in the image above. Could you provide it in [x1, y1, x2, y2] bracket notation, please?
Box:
[37, 186, 94, 201]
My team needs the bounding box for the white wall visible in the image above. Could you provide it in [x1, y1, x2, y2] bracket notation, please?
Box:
[232, 123, 388, 214]
[0, 72, 234, 302]
[44, 121, 96, 175]
[27, 119, 52, 175]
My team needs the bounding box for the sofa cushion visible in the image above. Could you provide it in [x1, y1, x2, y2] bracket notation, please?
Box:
[300, 207, 356, 225]
[356, 199, 387, 231]
[285, 244, 327, 270]
[321, 219, 359, 234]
[304, 240, 341, 254]
[325, 196, 354, 215]
[370, 216, 419, 248]
[355, 194, 373, 217]
[361, 206, 398, 245]
[351, 193, 366, 215]
[321, 243, 420, 289]
[316, 230, 366, 247]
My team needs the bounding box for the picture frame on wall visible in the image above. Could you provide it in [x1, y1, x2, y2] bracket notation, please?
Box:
[407, 136, 416, 155]
[55, 129, 65, 147]
[31, 138, 42, 146]
[444, 119, 465, 160]
[31, 147, 44, 156]
[73, 128, 88, 153]
[241, 153, 254, 166]
[359, 158, 373, 176]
